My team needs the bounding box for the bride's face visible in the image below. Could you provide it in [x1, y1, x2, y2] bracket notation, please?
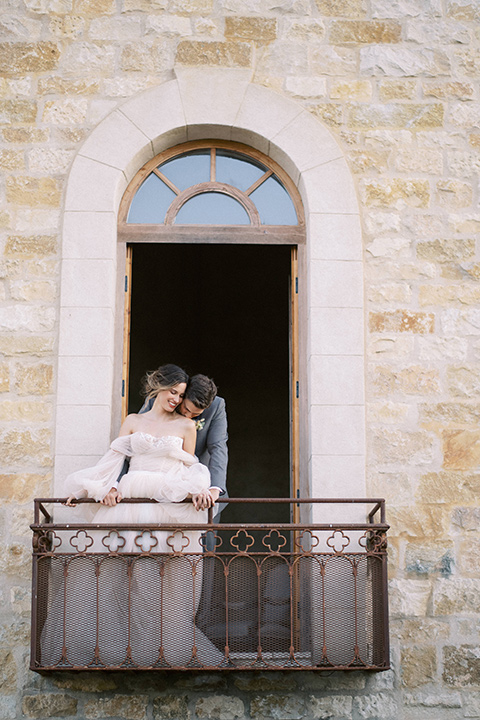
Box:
[155, 383, 187, 413]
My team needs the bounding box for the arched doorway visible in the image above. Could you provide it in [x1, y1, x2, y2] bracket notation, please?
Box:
[118, 141, 305, 522]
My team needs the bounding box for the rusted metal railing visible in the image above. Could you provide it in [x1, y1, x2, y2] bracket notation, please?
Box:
[31, 498, 389, 672]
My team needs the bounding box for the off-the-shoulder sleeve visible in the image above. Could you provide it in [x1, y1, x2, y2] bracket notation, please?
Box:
[65, 436, 132, 502]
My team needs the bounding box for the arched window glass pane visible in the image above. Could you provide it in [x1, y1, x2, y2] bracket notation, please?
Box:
[127, 173, 176, 224]
[159, 151, 210, 191]
[250, 176, 297, 225]
[175, 192, 250, 225]
[216, 151, 266, 191]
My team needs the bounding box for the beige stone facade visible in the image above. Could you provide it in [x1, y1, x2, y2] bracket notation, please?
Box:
[1, 0, 480, 717]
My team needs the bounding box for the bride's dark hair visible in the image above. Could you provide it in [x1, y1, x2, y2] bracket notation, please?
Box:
[142, 364, 189, 399]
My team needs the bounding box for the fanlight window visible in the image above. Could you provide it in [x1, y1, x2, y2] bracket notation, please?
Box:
[126, 147, 298, 227]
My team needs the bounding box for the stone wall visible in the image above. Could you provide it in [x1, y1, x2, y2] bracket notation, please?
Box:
[1, 0, 480, 717]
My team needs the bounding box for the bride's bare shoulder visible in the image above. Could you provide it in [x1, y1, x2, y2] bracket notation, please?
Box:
[118, 413, 141, 436]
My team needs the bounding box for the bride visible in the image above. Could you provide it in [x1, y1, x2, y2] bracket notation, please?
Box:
[40, 364, 224, 669]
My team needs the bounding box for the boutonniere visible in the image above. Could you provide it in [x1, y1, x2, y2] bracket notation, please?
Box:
[194, 418, 205, 432]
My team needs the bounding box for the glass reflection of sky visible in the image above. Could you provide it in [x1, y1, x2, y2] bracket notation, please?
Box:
[216, 152, 265, 191]
[159, 152, 210, 191]
[127, 173, 175, 224]
[175, 192, 250, 225]
[250, 176, 297, 225]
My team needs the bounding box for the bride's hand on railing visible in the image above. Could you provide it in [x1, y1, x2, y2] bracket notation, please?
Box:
[191, 488, 220, 511]
[65, 495, 77, 506]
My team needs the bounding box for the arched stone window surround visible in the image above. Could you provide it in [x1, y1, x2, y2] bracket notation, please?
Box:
[55, 68, 365, 514]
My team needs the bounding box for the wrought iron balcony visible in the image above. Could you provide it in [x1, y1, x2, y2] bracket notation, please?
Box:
[31, 498, 389, 672]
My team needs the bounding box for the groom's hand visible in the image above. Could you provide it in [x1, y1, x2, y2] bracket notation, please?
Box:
[192, 487, 220, 511]
[101, 488, 122, 506]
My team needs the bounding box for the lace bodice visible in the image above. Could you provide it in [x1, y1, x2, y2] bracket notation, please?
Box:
[128, 433, 184, 473]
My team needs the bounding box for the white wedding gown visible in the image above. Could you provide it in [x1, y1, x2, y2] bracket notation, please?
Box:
[40, 432, 224, 668]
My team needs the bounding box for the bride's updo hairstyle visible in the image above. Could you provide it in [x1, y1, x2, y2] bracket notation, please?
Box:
[142, 364, 189, 400]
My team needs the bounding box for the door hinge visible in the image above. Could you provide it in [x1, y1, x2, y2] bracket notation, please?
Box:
[295, 277, 298, 294]
[122, 379, 125, 397]
[296, 381, 299, 398]
[124, 275, 128, 292]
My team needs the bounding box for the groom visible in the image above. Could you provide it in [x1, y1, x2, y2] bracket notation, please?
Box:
[103, 374, 228, 518]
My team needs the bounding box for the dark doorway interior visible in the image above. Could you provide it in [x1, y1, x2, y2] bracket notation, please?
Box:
[128, 243, 292, 524]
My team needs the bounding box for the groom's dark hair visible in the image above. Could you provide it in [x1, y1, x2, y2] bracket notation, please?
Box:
[186, 375, 217, 410]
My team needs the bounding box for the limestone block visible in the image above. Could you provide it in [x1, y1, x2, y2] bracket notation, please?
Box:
[64, 155, 126, 212]
[314, 0, 367, 16]
[450, 102, 480, 128]
[371, 365, 440, 396]
[152, 695, 189, 719]
[443, 645, 480, 686]
[366, 237, 411, 258]
[62, 211, 116, 260]
[443, 429, 480, 470]
[55, 404, 111, 455]
[3, 127, 48, 143]
[24, 0, 72, 12]
[5, 235, 56, 257]
[423, 81, 474, 99]
[417, 238, 475, 263]
[285, 76, 327, 98]
[330, 19, 401, 43]
[0, 400, 51, 422]
[354, 693, 398, 719]
[310, 259, 363, 308]
[395, 148, 443, 174]
[193, 18, 221, 36]
[379, 79, 416, 100]
[0, 648, 16, 695]
[60, 41, 116, 74]
[310, 307, 364, 355]
[57, 357, 113, 405]
[369, 310, 434, 334]
[144, 15, 190, 38]
[364, 178, 430, 208]
[0, 336, 53, 356]
[0, 306, 56, 333]
[307, 695, 353, 719]
[449, 214, 480, 234]
[0, 428, 51, 466]
[122, 0, 167, 9]
[0, 42, 60, 75]
[371, 429, 434, 465]
[350, 103, 443, 130]
[169, 0, 213, 11]
[176, 40, 252, 67]
[360, 46, 449, 76]
[225, 16, 276, 42]
[10, 281, 56, 303]
[27, 148, 74, 175]
[0, 149, 24, 170]
[22, 694, 77, 718]
[310, 355, 365, 404]
[6, 177, 61, 207]
[392, 618, 449, 646]
[364, 211, 401, 234]
[38, 77, 99, 95]
[74, 0, 116, 15]
[310, 46, 357, 75]
[367, 402, 409, 424]
[448, 365, 480, 398]
[0, 364, 9, 393]
[441, 309, 480, 337]
[368, 283, 412, 304]
[281, 18, 325, 41]
[311, 103, 342, 128]
[222, 0, 310, 11]
[372, 0, 441, 16]
[251, 694, 305, 719]
[401, 646, 437, 687]
[311, 405, 365, 455]
[49, 14, 85, 38]
[459, 538, 480, 576]
[59, 307, 114, 357]
[309, 213, 362, 261]
[464, 692, 480, 717]
[196, 695, 245, 719]
[89, 15, 141, 40]
[405, 541, 454, 577]
[15, 363, 53, 395]
[331, 79, 372, 100]
[389, 578, 431, 617]
[85, 696, 148, 719]
[348, 148, 390, 173]
[368, 470, 414, 504]
[0, 472, 50, 502]
[299, 158, 357, 212]
[436, 179, 473, 209]
[421, 403, 480, 430]
[42, 97, 88, 125]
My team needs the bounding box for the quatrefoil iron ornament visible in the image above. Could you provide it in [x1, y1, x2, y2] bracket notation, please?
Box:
[134, 530, 159, 552]
[102, 530, 126, 553]
[294, 530, 320, 552]
[199, 532, 222, 551]
[38, 530, 62, 553]
[230, 529, 255, 552]
[70, 529, 94, 553]
[262, 529, 287, 552]
[326, 529, 350, 554]
[166, 530, 190, 553]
